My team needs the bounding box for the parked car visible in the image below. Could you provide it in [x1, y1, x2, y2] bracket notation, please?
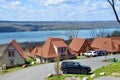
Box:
[95, 50, 107, 56]
[60, 61, 91, 74]
[83, 51, 98, 57]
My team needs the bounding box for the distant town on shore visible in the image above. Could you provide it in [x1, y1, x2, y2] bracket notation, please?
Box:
[0, 21, 120, 32]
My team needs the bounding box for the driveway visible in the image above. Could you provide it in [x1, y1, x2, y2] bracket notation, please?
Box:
[0, 54, 120, 80]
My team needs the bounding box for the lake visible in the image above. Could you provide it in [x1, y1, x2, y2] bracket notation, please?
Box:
[0, 28, 120, 44]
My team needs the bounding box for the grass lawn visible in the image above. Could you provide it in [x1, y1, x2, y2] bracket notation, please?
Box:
[0, 67, 22, 75]
[47, 62, 120, 80]
[47, 74, 90, 80]
[93, 62, 120, 77]
[0, 64, 40, 75]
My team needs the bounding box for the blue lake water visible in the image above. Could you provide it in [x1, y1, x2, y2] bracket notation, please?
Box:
[0, 28, 120, 44]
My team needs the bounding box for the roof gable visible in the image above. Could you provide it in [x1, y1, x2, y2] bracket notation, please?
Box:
[6, 40, 27, 59]
[41, 37, 67, 58]
[26, 47, 33, 53]
[69, 38, 86, 52]
[30, 46, 42, 57]
[91, 37, 109, 48]
[91, 37, 120, 52]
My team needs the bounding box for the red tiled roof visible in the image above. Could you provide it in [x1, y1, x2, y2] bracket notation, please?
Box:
[69, 38, 86, 52]
[26, 47, 33, 53]
[91, 37, 107, 49]
[91, 37, 120, 52]
[52, 41, 67, 47]
[10, 40, 27, 59]
[112, 40, 120, 45]
[41, 37, 67, 58]
[67, 47, 78, 55]
[30, 46, 42, 57]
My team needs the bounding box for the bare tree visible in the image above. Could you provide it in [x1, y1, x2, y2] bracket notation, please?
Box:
[90, 26, 108, 38]
[97, 26, 107, 37]
[107, 0, 120, 24]
[65, 29, 79, 40]
[90, 28, 97, 38]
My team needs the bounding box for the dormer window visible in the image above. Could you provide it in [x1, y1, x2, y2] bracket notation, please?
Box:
[58, 47, 66, 54]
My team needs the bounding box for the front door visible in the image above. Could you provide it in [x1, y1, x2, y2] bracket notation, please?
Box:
[9, 59, 15, 66]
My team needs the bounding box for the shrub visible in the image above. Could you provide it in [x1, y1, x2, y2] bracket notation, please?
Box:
[26, 57, 33, 64]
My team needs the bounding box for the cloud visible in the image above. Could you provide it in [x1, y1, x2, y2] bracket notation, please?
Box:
[0, 0, 117, 21]
[1, 1, 23, 10]
[44, 0, 65, 6]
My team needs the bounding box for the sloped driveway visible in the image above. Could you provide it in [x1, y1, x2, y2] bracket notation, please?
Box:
[0, 54, 120, 80]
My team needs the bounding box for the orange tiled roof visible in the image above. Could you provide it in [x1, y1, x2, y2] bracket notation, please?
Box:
[30, 46, 42, 57]
[67, 47, 78, 55]
[52, 40, 67, 47]
[91, 37, 120, 52]
[69, 38, 86, 52]
[26, 47, 33, 53]
[10, 40, 27, 59]
[40, 37, 67, 58]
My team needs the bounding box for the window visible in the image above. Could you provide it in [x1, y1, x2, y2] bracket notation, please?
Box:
[8, 50, 15, 57]
[11, 51, 15, 57]
[58, 47, 66, 54]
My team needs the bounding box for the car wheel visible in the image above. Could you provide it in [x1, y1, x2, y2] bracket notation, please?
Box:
[63, 69, 68, 74]
[82, 70, 88, 74]
[90, 54, 93, 57]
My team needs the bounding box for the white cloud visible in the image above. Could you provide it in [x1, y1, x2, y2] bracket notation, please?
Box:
[1, 1, 22, 10]
[0, 0, 116, 21]
[44, 0, 65, 6]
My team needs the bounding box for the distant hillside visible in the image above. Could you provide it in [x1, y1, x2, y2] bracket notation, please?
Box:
[0, 21, 120, 32]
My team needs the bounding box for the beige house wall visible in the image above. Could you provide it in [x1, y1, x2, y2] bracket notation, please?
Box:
[4, 45, 25, 67]
[0, 55, 4, 67]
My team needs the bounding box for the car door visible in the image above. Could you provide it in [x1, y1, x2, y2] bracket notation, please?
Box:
[72, 63, 81, 74]
[67, 63, 75, 73]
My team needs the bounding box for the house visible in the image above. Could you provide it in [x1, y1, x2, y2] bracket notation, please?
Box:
[30, 46, 42, 63]
[0, 54, 4, 67]
[69, 38, 92, 56]
[91, 37, 120, 53]
[33, 37, 76, 63]
[3, 40, 27, 67]
[25, 47, 33, 57]
[25, 47, 33, 54]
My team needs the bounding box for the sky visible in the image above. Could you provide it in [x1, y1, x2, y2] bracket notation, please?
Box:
[0, 0, 120, 21]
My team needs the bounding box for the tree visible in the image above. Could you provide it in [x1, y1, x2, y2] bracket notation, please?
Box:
[90, 26, 108, 38]
[107, 0, 120, 24]
[54, 54, 60, 80]
[90, 28, 97, 38]
[111, 30, 120, 36]
[65, 29, 79, 40]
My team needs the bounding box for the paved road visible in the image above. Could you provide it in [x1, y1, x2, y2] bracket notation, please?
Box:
[0, 63, 55, 80]
[0, 54, 120, 80]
